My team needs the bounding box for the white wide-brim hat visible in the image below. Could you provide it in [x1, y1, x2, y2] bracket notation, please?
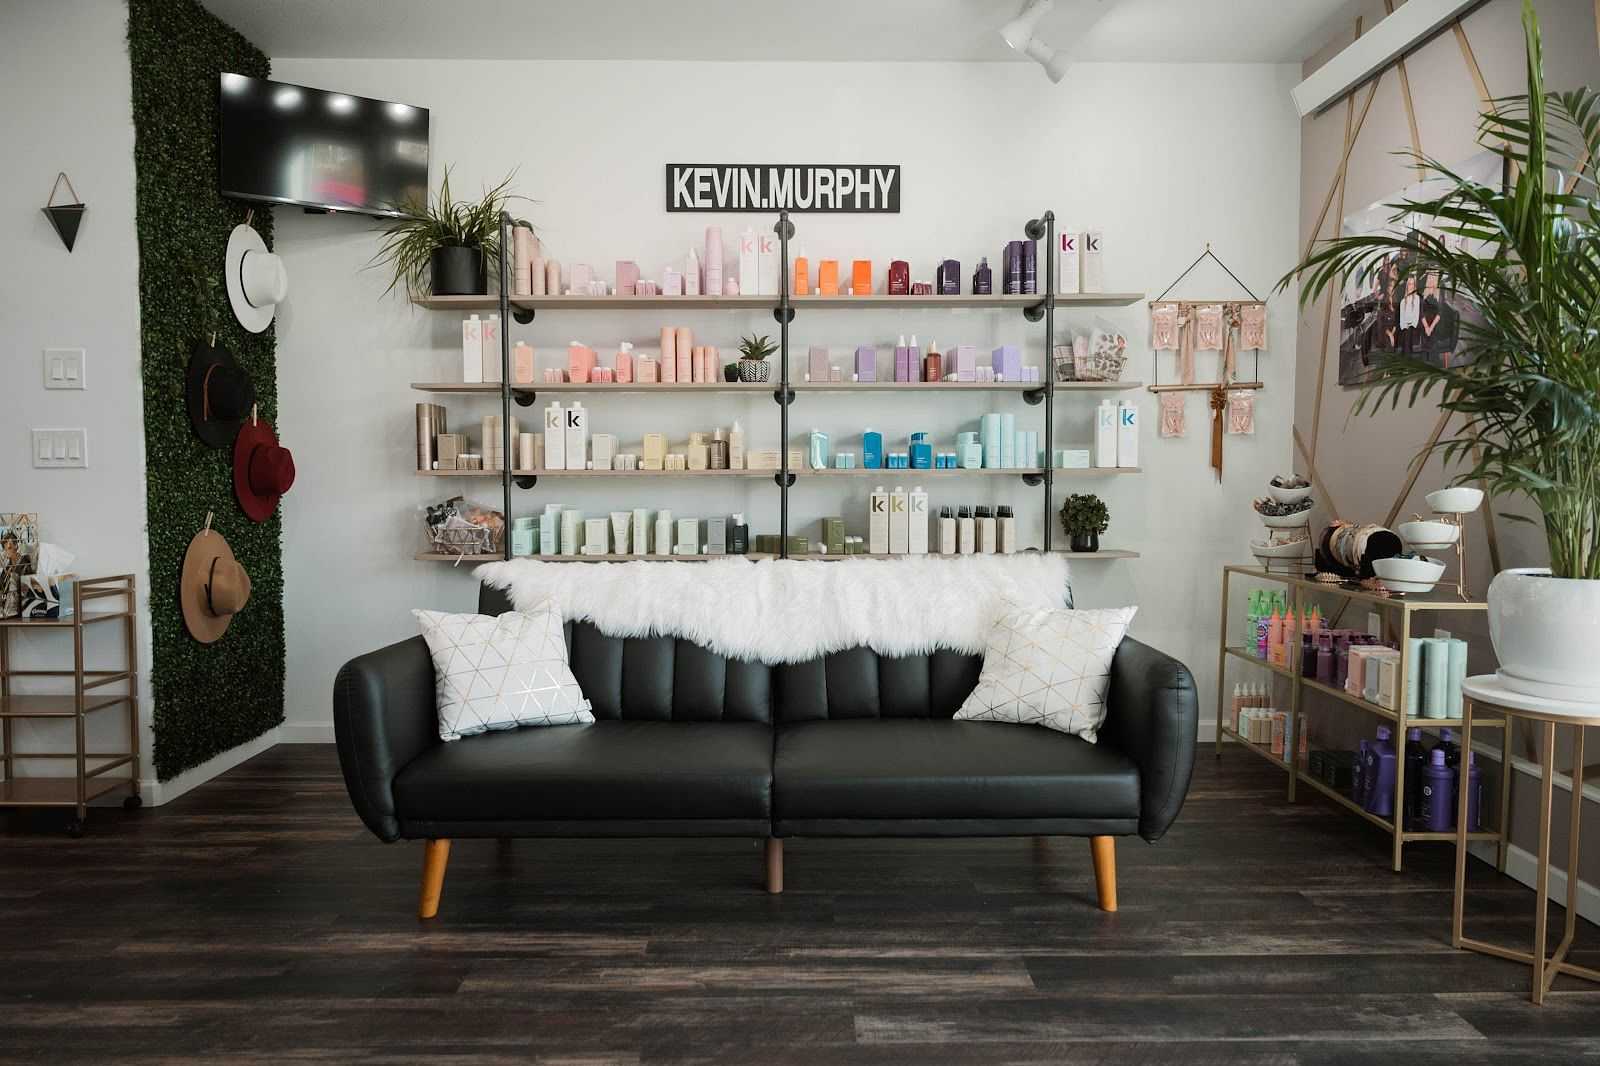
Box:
[225, 224, 288, 333]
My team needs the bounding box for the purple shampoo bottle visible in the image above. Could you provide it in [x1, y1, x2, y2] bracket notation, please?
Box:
[1365, 726, 1396, 818]
[1422, 749, 1455, 831]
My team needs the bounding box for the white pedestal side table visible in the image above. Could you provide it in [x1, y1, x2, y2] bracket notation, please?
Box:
[1453, 674, 1599, 1004]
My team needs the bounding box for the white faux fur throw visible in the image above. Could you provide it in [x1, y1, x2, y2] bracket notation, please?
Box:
[474, 555, 1071, 665]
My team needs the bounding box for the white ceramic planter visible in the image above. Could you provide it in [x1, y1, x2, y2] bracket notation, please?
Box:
[1488, 567, 1600, 703]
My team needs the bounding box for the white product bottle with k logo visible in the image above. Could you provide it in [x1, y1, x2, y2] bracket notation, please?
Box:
[543, 402, 565, 471]
[565, 402, 588, 470]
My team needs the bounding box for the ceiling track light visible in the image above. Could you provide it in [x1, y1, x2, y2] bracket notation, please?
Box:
[1001, 0, 1070, 84]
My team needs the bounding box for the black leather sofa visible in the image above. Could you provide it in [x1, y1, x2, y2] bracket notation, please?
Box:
[334, 583, 1197, 918]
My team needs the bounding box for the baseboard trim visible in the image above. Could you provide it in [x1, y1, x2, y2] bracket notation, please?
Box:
[279, 722, 335, 744]
[139, 727, 281, 806]
[1468, 839, 1600, 925]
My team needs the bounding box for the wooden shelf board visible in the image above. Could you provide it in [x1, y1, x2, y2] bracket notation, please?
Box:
[1054, 549, 1140, 560]
[1300, 675, 1400, 724]
[412, 380, 1141, 396]
[415, 552, 501, 564]
[414, 292, 1145, 312]
[1294, 769, 1396, 833]
[0, 694, 132, 719]
[0, 776, 130, 808]
[416, 469, 771, 479]
[1218, 725, 1293, 771]
[1223, 646, 1298, 680]
[795, 468, 1047, 478]
[1051, 467, 1142, 476]
[1223, 566, 1487, 613]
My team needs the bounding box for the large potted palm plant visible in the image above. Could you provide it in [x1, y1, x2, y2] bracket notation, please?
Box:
[1283, 1, 1600, 702]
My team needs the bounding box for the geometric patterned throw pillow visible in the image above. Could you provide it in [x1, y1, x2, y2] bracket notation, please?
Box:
[953, 604, 1137, 743]
[414, 605, 594, 742]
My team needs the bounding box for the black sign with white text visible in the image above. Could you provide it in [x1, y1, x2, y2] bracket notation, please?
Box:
[666, 164, 900, 213]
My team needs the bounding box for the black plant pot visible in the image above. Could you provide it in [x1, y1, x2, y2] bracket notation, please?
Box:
[430, 246, 486, 296]
[1069, 531, 1099, 553]
[723, 362, 740, 383]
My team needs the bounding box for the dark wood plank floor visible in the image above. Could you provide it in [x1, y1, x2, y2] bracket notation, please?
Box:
[1, 744, 1596, 1064]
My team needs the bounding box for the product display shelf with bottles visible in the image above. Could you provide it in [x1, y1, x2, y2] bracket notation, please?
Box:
[410, 210, 1144, 566]
[1214, 565, 1509, 872]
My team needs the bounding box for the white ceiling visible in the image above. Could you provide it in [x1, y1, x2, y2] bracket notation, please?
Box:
[200, 0, 1355, 63]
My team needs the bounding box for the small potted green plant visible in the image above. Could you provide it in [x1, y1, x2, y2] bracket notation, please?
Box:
[1060, 493, 1109, 553]
[372, 166, 522, 300]
[737, 333, 777, 382]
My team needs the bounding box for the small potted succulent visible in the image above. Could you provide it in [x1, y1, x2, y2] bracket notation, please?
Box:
[1060, 493, 1109, 553]
[372, 167, 522, 300]
[737, 333, 777, 382]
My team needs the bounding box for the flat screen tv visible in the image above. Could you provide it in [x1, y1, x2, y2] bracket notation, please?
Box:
[218, 73, 429, 217]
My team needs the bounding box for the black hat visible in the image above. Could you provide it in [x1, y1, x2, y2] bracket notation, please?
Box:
[185, 340, 256, 449]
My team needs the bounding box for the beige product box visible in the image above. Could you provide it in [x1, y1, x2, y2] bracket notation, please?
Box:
[746, 448, 781, 471]
[582, 517, 610, 555]
[590, 433, 617, 471]
[687, 443, 710, 471]
[435, 433, 463, 471]
[689, 431, 709, 448]
[674, 517, 699, 555]
[641, 433, 667, 471]
[664, 453, 687, 471]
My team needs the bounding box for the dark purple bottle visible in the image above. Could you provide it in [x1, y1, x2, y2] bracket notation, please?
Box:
[1463, 752, 1483, 831]
[1301, 632, 1318, 677]
[1316, 633, 1335, 685]
[1352, 740, 1369, 805]
[1421, 749, 1455, 831]
[1404, 727, 1426, 828]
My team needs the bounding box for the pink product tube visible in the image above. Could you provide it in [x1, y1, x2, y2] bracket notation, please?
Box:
[675, 327, 693, 382]
[704, 227, 723, 298]
[616, 260, 640, 296]
[660, 327, 678, 383]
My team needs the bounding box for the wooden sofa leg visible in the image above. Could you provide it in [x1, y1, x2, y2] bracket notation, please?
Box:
[419, 838, 451, 919]
[765, 838, 783, 895]
[1090, 836, 1117, 913]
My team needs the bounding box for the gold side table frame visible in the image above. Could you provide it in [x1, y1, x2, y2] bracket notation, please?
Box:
[1453, 675, 1600, 1005]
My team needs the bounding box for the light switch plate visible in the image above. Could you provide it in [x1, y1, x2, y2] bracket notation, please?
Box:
[43, 348, 86, 390]
[31, 428, 88, 468]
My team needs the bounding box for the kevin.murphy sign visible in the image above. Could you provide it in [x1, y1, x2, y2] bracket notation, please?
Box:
[666, 164, 900, 213]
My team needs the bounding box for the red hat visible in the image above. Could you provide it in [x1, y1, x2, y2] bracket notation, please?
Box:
[233, 418, 296, 522]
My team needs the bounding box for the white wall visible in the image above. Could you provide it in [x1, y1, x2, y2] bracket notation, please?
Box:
[0, 0, 155, 786]
[272, 57, 1303, 737]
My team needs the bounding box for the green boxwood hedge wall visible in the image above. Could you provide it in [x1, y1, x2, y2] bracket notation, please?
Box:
[128, 0, 284, 779]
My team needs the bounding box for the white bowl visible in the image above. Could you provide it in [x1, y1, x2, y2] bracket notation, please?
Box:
[1268, 484, 1313, 505]
[1251, 538, 1312, 559]
[1372, 555, 1446, 592]
[1426, 486, 1484, 514]
[1398, 520, 1460, 548]
[1260, 511, 1313, 528]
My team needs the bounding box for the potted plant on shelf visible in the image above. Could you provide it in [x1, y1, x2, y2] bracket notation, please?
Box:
[373, 167, 521, 300]
[1280, 1, 1600, 701]
[737, 333, 777, 382]
[1060, 493, 1109, 553]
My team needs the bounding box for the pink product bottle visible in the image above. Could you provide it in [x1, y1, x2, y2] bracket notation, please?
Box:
[592, 367, 614, 383]
[615, 343, 635, 384]
[616, 260, 640, 296]
[544, 260, 561, 296]
[704, 227, 723, 298]
[675, 327, 693, 383]
[512, 341, 535, 384]
[637, 357, 659, 383]
[568, 342, 598, 384]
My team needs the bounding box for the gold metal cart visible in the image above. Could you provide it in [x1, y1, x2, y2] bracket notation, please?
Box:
[0, 574, 141, 834]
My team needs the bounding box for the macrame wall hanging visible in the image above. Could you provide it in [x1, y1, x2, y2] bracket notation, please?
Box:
[1146, 244, 1267, 482]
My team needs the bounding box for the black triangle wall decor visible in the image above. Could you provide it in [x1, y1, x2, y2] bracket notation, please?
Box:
[44, 203, 86, 252]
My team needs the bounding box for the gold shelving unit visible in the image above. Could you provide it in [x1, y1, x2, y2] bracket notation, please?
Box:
[1214, 565, 1509, 871]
